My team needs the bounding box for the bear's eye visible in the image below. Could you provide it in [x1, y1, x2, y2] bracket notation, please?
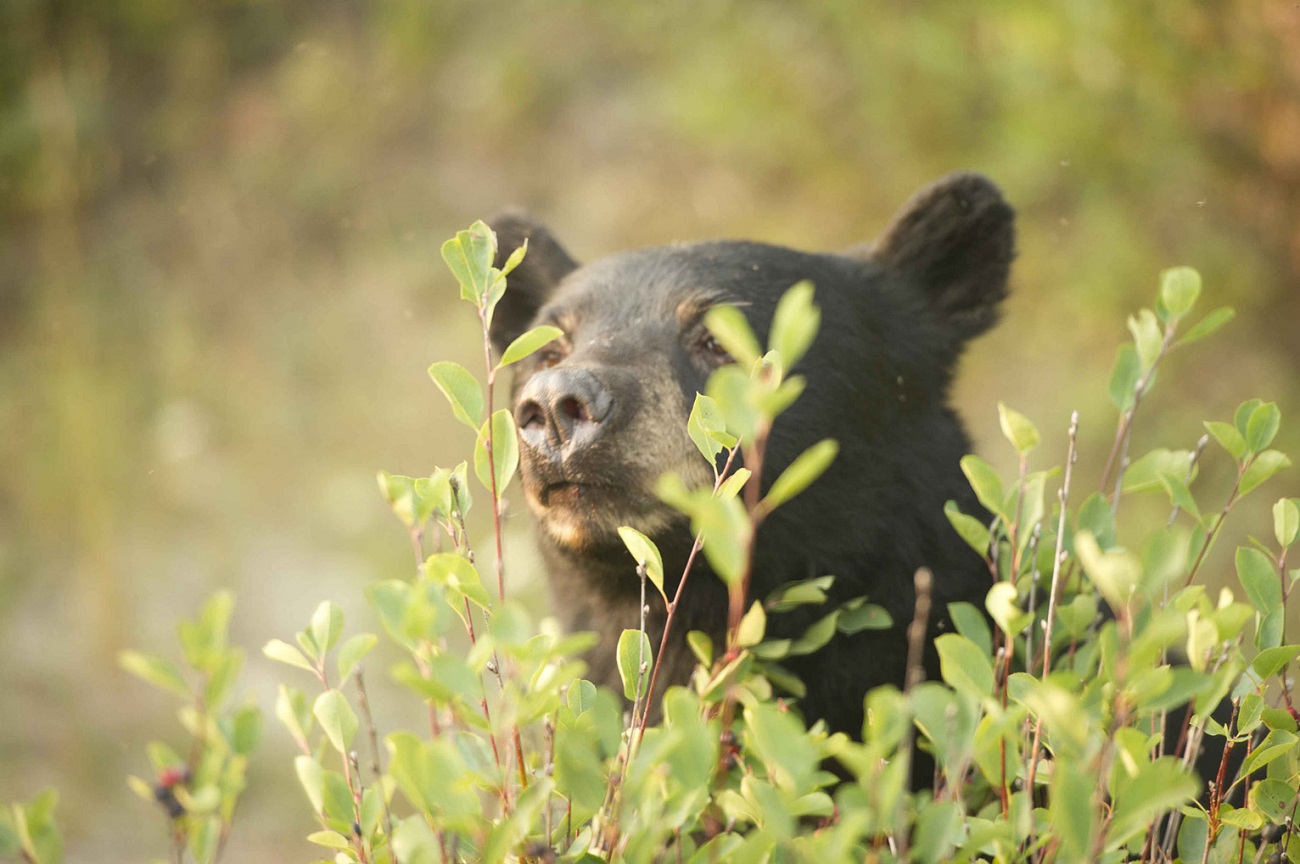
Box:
[698, 333, 732, 365]
[536, 344, 567, 369]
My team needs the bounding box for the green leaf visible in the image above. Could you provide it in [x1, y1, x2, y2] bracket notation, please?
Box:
[736, 601, 766, 647]
[944, 500, 990, 556]
[789, 610, 840, 655]
[180, 591, 234, 672]
[694, 493, 751, 587]
[1246, 402, 1282, 453]
[1275, 498, 1299, 548]
[1238, 546, 1282, 613]
[766, 575, 834, 612]
[768, 280, 819, 368]
[687, 631, 713, 667]
[687, 393, 737, 464]
[1204, 420, 1247, 461]
[1127, 308, 1163, 374]
[427, 361, 484, 430]
[118, 651, 191, 698]
[1076, 493, 1117, 550]
[313, 689, 358, 755]
[762, 439, 838, 511]
[1075, 531, 1141, 610]
[997, 402, 1040, 455]
[986, 582, 1031, 636]
[1239, 729, 1298, 776]
[496, 324, 563, 369]
[1159, 266, 1201, 321]
[1050, 757, 1096, 861]
[1251, 778, 1296, 824]
[424, 553, 491, 620]
[836, 601, 892, 633]
[498, 236, 528, 277]
[705, 363, 758, 444]
[1108, 758, 1199, 850]
[1240, 450, 1291, 497]
[295, 755, 324, 814]
[1252, 646, 1300, 681]
[377, 471, 417, 527]
[935, 633, 994, 699]
[440, 221, 497, 303]
[204, 648, 243, 710]
[336, 633, 378, 683]
[1177, 306, 1234, 346]
[703, 304, 761, 368]
[716, 467, 751, 500]
[1236, 399, 1264, 435]
[913, 798, 962, 864]
[307, 830, 352, 850]
[617, 526, 667, 606]
[616, 629, 653, 700]
[947, 602, 993, 657]
[310, 601, 344, 657]
[1122, 448, 1193, 494]
[960, 455, 1006, 521]
[474, 409, 519, 495]
[1109, 344, 1141, 412]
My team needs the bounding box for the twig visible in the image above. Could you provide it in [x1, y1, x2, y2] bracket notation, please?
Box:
[1100, 321, 1177, 496]
[355, 668, 401, 864]
[477, 306, 508, 603]
[1024, 412, 1078, 857]
[635, 446, 741, 744]
[895, 567, 934, 862]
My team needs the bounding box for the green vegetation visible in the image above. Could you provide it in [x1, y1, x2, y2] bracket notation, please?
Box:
[3, 4, 1299, 860]
[7, 224, 1293, 864]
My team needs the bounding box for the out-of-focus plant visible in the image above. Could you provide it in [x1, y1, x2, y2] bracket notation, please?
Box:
[14, 226, 1294, 863]
[116, 592, 260, 863]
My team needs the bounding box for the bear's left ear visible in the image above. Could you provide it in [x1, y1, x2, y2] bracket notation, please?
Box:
[488, 211, 580, 356]
[868, 173, 1015, 347]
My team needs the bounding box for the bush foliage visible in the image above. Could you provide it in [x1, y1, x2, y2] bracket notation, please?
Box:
[4, 224, 1296, 864]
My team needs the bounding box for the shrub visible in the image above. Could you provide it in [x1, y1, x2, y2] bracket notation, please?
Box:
[5, 227, 1295, 864]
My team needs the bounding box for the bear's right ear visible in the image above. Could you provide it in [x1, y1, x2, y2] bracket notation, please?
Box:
[489, 211, 580, 355]
[868, 173, 1015, 352]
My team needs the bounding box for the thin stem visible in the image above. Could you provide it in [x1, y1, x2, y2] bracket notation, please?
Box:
[634, 446, 741, 744]
[1100, 321, 1177, 496]
[1184, 462, 1246, 588]
[1041, 411, 1079, 678]
[478, 307, 508, 603]
[355, 669, 401, 864]
[1025, 412, 1078, 849]
[895, 567, 934, 862]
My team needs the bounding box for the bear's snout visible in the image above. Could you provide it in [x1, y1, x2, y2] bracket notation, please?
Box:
[514, 367, 615, 459]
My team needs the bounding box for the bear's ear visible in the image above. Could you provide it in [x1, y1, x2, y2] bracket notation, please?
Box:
[488, 211, 580, 355]
[869, 173, 1015, 347]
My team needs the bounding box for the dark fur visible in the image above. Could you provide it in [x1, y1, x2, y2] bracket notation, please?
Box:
[489, 173, 1014, 739]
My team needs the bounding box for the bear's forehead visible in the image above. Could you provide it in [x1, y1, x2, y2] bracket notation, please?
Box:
[541, 242, 852, 327]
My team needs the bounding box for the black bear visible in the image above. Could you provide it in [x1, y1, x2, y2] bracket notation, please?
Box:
[488, 173, 1013, 739]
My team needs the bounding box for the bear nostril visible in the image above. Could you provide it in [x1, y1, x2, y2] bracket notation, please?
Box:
[557, 396, 591, 424]
[517, 399, 546, 430]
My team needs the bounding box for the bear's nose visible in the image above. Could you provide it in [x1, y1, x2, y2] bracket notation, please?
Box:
[514, 368, 614, 457]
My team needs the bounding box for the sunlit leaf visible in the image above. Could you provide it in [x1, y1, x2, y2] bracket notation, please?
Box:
[703, 305, 761, 368]
[313, 689, 358, 755]
[616, 629, 653, 700]
[428, 361, 484, 432]
[618, 526, 666, 606]
[763, 439, 837, 511]
[997, 402, 1040, 455]
[474, 409, 518, 495]
[768, 280, 819, 368]
[496, 324, 563, 370]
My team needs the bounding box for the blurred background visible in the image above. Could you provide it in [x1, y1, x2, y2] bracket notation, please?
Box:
[2, 1, 1298, 859]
